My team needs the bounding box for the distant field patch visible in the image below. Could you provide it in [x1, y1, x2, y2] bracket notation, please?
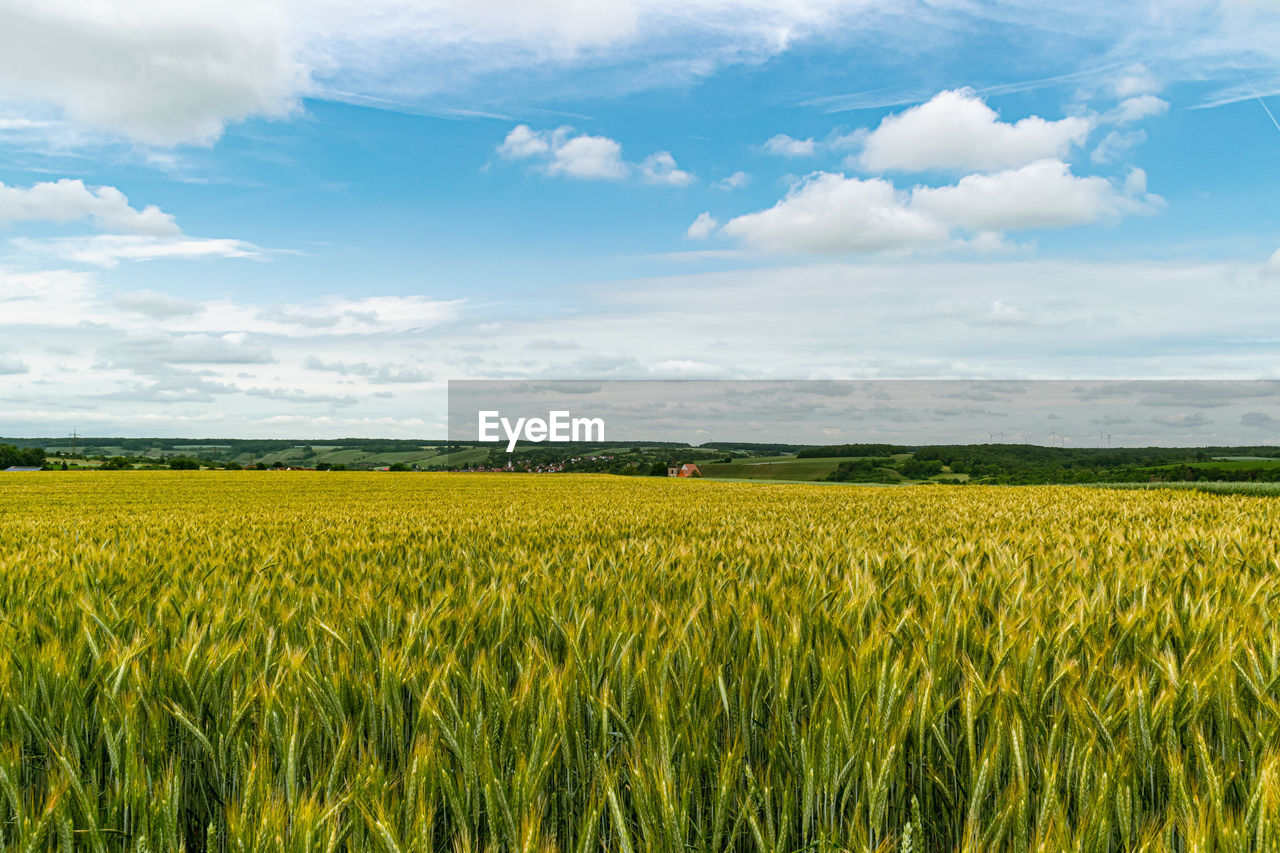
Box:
[698, 455, 850, 481]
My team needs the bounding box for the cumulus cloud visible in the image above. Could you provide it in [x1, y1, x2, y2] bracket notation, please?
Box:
[764, 134, 816, 157]
[710, 88, 1163, 256]
[639, 151, 695, 186]
[549, 134, 628, 180]
[686, 212, 719, 240]
[858, 89, 1091, 173]
[0, 0, 306, 146]
[720, 173, 949, 253]
[0, 180, 178, 235]
[497, 124, 692, 184]
[717, 160, 1160, 254]
[911, 160, 1158, 231]
[495, 123, 550, 159]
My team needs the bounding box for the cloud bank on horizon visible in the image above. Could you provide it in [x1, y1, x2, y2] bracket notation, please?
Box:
[1, 0, 1280, 438]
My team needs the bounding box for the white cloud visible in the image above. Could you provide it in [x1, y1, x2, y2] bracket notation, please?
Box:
[1265, 248, 1280, 277]
[1110, 94, 1169, 124]
[304, 356, 431, 383]
[0, 267, 98, 325]
[858, 89, 1091, 173]
[764, 134, 817, 157]
[721, 172, 950, 254]
[15, 234, 263, 267]
[721, 160, 1160, 254]
[1110, 64, 1160, 98]
[686, 212, 719, 239]
[498, 125, 627, 180]
[640, 151, 695, 186]
[549, 134, 628, 180]
[912, 159, 1157, 231]
[249, 295, 459, 335]
[0, 117, 51, 131]
[0, 180, 178, 235]
[0, 179, 266, 269]
[982, 299, 1027, 326]
[0, 0, 306, 146]
[1091, 129, 1147, 164]
[9, 258, 1280, 436]
[1, 2, 1279, 148]
[113, 332, 276, 365]
[497, 124, 550, 159]
[714, 171, 751, 190]
[0, 1, 869, 146]
[498, 124, 693, 184]
[0, 356, 28, 374]
[115, 289, 206, 318]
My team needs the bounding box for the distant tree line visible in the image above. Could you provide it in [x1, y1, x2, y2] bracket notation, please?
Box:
[799, 443, 912, 458]
[0, 444, 44, 468]
[697, 442, 812, 455]
[825, 458, 898, 483]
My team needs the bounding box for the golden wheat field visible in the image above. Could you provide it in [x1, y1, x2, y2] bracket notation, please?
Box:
[2, 473, 1280, 852]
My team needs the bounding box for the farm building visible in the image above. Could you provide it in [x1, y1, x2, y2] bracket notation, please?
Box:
[3, 466, 43, 472]
[668, 463, 701, 478]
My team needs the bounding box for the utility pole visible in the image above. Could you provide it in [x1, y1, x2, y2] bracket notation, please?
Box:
[70, 429, 78, 457]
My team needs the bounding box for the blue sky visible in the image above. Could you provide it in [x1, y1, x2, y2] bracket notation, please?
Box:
[2, 0, 1280, 440]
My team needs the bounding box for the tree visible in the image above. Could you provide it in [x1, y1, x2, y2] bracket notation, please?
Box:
[0, 444, 45, 469]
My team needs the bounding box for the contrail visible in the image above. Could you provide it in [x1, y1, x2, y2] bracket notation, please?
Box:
[1237, 69, 1280, 134]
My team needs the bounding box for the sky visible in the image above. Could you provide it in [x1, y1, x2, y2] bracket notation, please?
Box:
[2, 0, 1280, 441]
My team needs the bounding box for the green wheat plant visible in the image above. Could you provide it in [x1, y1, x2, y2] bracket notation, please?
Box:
[1, 472, 1279, 851]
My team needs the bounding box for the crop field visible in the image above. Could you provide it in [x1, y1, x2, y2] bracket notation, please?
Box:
[3, 474, 1280, 851]
[1095, 481, 1280, 497]
[697, 456, 853, 481]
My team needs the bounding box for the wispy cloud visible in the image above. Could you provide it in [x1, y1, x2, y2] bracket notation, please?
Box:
[14, 234, 263, 267]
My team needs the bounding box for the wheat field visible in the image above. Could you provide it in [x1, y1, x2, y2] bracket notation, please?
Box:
[1, 473, 1279, 852]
